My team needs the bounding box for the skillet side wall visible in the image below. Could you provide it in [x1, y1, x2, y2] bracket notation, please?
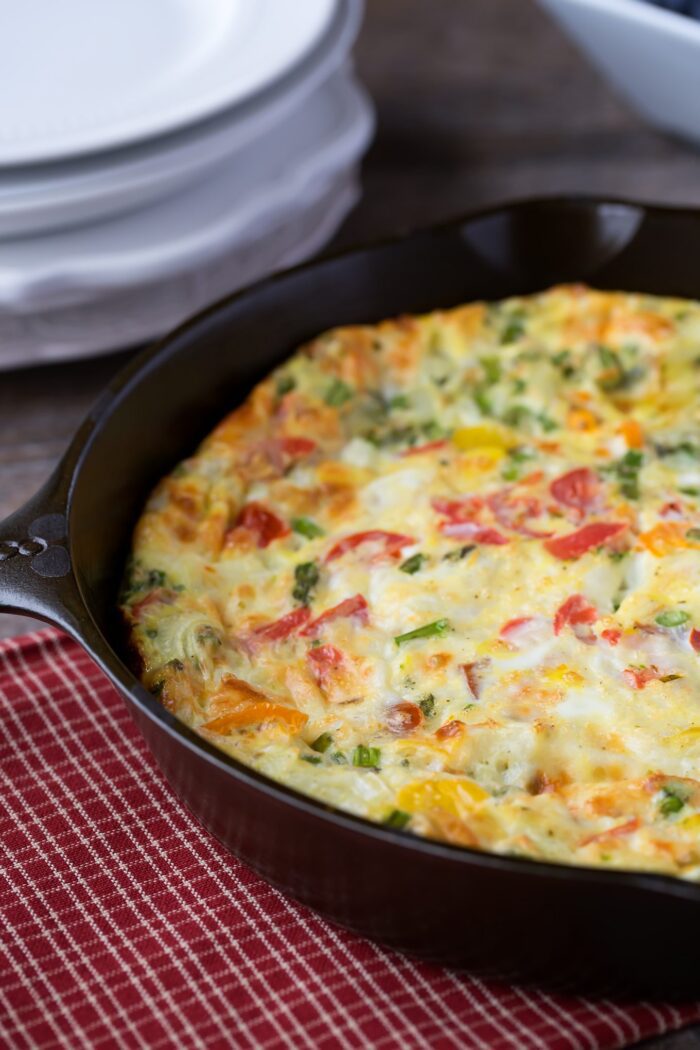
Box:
[64, 199, 700, 994]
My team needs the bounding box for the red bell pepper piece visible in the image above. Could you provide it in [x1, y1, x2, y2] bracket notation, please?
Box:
[440, 522, 509, 544]
[324, 531, 415, 563]
[252, 606, 310, 643]
[236, 501, 290, 548]
[301, 594, 369, 636]
[553, 594, 598, 636]
[544, 522, 626, 560]
[386, 702, 423, 734]
[550, 468, 600, 515]
[401, 439, 449, 457]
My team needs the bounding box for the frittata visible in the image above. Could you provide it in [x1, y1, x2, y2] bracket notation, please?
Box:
[122, 284, 700, 878]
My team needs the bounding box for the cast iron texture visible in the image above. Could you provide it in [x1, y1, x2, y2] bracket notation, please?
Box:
[2, 198, 699, 996]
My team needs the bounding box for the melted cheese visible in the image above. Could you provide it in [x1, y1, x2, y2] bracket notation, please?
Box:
[122, 285, 700, 878]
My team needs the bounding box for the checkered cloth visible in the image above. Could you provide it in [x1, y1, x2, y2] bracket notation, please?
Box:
[1, 628, 699, 1050]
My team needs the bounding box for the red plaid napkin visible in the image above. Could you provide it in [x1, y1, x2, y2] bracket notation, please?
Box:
[1, 627, 699, 1050]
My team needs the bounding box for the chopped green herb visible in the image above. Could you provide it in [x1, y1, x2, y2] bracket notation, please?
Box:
[400, 553, 426, 575]
[422, 419, 445, 441]
[121, 564, 181, 603]
[145, 569, 166, 589]
[301, 754, 322, 765]
[473, 385, 493, 417]
[325, 378, 353, 407]
[660, 674, 683, 683]
[604, 449, 643, 500]
[681, 487, 700, 497]
[276, 374, 296, 396]
[463, 702, 476, 711]
[500, 316, 526, 344]
[196, 625, 222, 647]
[656, 440, 700, 460]
[655, 609, 690, 628]
[293, 561, 319, 606]
[621, 449, 643, 468]
[443, 544, 476, 561]
[146, 628, 158, 639]
[660, 790, 685, 817]
[600, 342, 621, 371]
[502, 404, 531, 428]
[384, 809, 411, 830]
[394, 618, 451, 646]
[608, 550, 628, 563]
[292, 517, 325, 539]
[554, 353, 577, 378]
[352, 745, 381, 768]
[311, 732, 333, 754]
[686, 528, 700, 541]
[389, 394, 410, 410]
[501, 404, 557, 433]
[363, 422, 441, 449]
[480, 356, 502, 384]
[330, 751, 347, 765]
[597, 347, 624, 388]
[418, 694, 436, 718]
[502, 446, 535, 481]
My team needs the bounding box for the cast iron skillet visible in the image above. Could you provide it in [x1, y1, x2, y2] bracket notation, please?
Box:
[2, 197, 700, 998]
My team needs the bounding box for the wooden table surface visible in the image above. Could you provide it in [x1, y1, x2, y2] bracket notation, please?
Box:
[1, 3, 700, 1041]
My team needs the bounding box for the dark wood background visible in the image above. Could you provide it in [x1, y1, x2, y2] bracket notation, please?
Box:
[1, 3, 700, 1039]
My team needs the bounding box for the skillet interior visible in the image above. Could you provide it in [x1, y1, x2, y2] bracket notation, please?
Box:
[26, 198, 700, 994]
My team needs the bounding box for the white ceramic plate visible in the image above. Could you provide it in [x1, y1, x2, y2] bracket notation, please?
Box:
[0, 0, 336, 166]
[0, 1, 362, 237]
[537, 0, 700, 147]
[0, 72, 373, 307]
[0, 75, 374, 367]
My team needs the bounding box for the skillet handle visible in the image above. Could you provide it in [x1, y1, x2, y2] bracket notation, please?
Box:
[0, 467, 84, 638]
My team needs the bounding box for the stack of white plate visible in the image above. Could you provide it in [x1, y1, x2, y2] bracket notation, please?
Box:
[0, 0, 372, 368]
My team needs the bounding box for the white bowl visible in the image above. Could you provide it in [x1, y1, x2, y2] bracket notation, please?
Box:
[537, 0, 700, 146]
[0, 0, 362, 238]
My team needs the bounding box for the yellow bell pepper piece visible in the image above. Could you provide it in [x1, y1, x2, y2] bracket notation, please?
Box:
[452, 425, 515, 451]
[397, 777, 488, 817]
[665, 726, 700, 750]
[543, 664, 585, 686]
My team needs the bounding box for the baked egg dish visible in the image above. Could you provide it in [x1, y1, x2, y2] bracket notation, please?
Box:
[122, 284, 700, 879]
